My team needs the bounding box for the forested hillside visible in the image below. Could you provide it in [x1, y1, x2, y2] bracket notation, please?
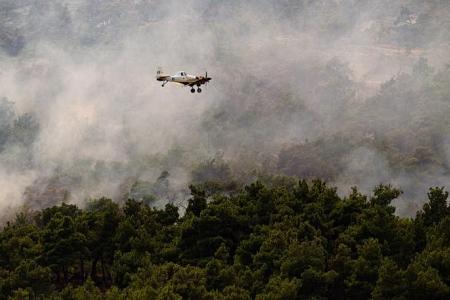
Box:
[1, 1, 450, 298]
[1, 178, 449, 299]
[1, 1, 450, 218]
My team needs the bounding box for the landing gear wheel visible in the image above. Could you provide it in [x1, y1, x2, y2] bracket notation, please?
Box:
[190, 88, 195, 93]
[197, 87, 202, 93]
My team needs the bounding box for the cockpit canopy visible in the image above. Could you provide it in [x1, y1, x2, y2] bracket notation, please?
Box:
[176, 71, 187, 76]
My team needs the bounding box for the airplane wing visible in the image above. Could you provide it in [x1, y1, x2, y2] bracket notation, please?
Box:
[187, 77, 212, 87]
[177, 82, 192, 86]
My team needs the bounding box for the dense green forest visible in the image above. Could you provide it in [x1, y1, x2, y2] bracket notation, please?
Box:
[1, 178, 449, 299]
[1, 1, 450, 298]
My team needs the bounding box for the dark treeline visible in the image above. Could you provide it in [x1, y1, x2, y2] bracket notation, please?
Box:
[1, 177, 449, 299]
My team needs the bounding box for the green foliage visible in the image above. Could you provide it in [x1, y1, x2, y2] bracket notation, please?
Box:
[417, 187, 449, 226]
[0, 178, 449, 298]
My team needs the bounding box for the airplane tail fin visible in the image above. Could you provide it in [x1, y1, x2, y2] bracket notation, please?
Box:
[156, 67, 166, 79]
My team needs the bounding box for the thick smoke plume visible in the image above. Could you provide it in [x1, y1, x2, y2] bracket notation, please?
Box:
[1, 0, 450, 218]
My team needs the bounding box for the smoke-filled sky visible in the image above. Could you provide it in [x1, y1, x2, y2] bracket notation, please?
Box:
[1, 0, 450, 218]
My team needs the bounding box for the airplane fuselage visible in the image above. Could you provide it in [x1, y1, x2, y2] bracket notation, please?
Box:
[156, 70, 211, 93]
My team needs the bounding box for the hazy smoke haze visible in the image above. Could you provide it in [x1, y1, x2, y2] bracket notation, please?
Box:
[1, 0, 450, 218]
